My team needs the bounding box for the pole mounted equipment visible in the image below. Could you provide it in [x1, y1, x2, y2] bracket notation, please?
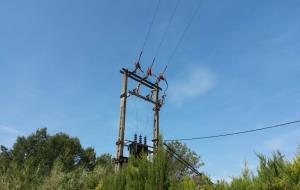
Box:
[114, 67, 165, 172]
[133, 51, 144, 74]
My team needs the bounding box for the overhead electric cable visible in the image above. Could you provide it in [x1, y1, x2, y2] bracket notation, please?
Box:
[164, 119, 300, 142]
[123, 140, 201, 176]
[163, 0, 205, 74]
[153, 0, 182, 60]
[163, 147, 196, 173]
[165, 148, 200, 175]
[141, 0, 162, 53]
[163, 143, 202, 176]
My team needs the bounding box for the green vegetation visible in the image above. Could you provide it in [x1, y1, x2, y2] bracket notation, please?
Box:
[1, 128, 300, 189]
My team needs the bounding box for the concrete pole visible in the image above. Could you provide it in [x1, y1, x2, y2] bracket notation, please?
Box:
[153, 87, 160, 149]
[115, 70, 128, 172]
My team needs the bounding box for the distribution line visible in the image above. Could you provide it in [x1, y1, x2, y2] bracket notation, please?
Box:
[163, 0, 205, 74]
[141, 0, 162, 52]
[163, 147, 196, 174]
[154, 0, 182, 60]
[123, 140, 201, 176]
[163, 143, 202, 176]
[164, 119, 300, 142]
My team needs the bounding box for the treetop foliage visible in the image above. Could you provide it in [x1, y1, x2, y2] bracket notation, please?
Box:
[1, 128, 300, 190]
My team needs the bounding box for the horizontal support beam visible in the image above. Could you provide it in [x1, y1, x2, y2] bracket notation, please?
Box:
[128, 91, 161, 107]
[128, 91, 155, 104]
[121, 68, 162, 90]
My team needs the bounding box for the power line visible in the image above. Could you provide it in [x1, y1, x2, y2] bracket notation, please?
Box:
[163, 147, 198, 175]
[163, 0, 205, 74]
[164, 119, 300, 142]
[163, 143, 202, 176]
[165, 148, 201, 176]
[154, 0, 182, 60]
[123, 140, 201, 176]
[141, 0, 162, 53]
[133, 0, 161, 72]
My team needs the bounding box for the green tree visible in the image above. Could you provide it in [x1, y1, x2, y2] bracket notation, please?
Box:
[0, 128, 97, 189]
[166, 141, 204, 179]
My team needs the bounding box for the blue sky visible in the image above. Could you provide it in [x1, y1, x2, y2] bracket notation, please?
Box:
[1, 0, 300, 181]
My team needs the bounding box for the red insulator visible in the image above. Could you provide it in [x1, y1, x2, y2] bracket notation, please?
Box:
[135, 62, 141, 69]
[147, 68, 152, 76]
[156, 73, 165, 84]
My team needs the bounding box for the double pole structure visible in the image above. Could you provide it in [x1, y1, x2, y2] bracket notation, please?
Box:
[114, 68, 162, 172]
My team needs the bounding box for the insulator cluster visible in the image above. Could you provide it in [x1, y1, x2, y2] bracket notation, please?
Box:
[128, 133, 149, 157]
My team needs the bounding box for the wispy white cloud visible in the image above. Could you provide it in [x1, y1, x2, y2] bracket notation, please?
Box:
[0, 125, 20, 135]
[265, 138, 285, 150]
[168, 66, 216, 104]
[0, 125, 21, 148]
[264, 129, 300, 151]
[210, 174, 232, 183]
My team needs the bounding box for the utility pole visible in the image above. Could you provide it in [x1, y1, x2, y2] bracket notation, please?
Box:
[153, 87, 160, 148]
[114, 70, 128, 172]
[114, 68, 163, 172]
